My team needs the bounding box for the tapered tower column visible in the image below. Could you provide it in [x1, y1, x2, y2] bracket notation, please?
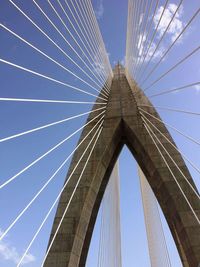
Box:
[44, 65, 200, 267]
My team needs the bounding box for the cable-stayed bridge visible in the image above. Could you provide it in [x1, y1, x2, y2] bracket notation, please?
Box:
[0, 0, 199, 266]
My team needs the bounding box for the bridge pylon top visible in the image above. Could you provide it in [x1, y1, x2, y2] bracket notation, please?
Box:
[113, 63, 125, 77]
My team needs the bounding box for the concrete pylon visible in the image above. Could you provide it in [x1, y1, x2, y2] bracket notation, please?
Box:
[44, 64, 200, 267]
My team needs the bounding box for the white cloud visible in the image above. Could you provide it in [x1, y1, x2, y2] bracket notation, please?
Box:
[95, 0, 104, 20]
[121, 56, 125, 66]
[147, 41, 165, 61]
[93, 60, 105, 76]
[194, 84, 200, 93]
[139, 13, 144, 26]
[136, 33, 164, 63]
[154, 3, 184, 42]
[0, 229, 35, 266]
[133, 3, 185, 66]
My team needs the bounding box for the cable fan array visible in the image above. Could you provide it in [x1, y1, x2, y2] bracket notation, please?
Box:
[126, 0, 200, 217]
[0, 0, 112, 266]
[126, 0, 200, 264]
[139, 167, 172, 267]
[97, 163, 122, 267]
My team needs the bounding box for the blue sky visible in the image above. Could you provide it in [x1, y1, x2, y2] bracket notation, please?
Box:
[0, 0, 199, 266]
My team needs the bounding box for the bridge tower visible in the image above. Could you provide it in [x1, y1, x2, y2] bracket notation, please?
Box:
[44, 64, 200, 267]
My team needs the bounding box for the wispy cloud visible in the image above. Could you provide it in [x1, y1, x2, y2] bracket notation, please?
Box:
[95, 0, 104, 20]
[154, 3, 184, 42]
[92, 47, 106, 76]
[0, 229, 35, 266]
[91, 45, 112, 78]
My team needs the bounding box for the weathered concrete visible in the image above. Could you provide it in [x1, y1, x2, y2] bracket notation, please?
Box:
[44, 65, 200, 267]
